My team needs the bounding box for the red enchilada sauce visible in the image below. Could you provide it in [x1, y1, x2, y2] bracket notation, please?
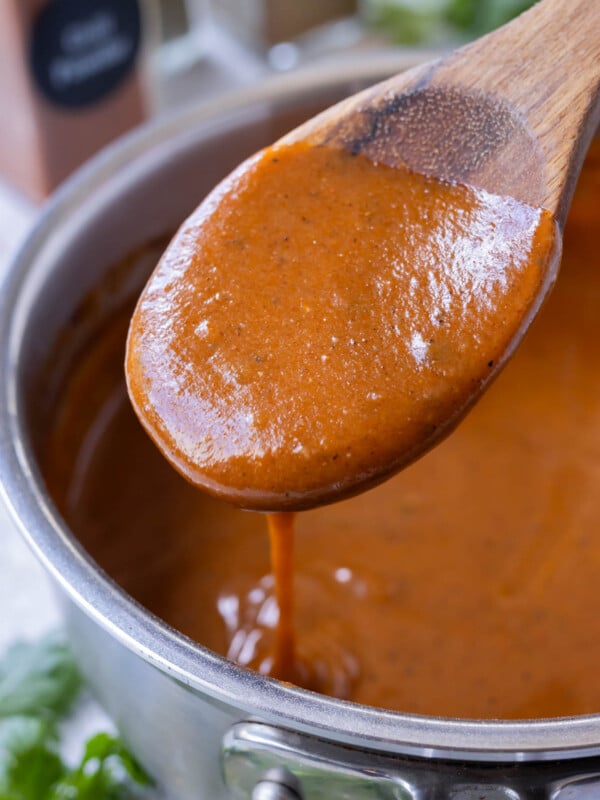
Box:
[44, 143, 600, 719]
[267, 512, 296, 681]
[124, 140, 557, 693]
[125, 142, 557, 510]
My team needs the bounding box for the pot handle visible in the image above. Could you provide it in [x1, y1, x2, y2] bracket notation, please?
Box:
[222, 720, 425, 799]
[251, 767, 304, 800]
[221, 721, 555, 799]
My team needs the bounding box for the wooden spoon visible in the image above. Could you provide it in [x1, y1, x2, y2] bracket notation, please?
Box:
[127, 0, 600, 511]
[282, 0, 599, 228]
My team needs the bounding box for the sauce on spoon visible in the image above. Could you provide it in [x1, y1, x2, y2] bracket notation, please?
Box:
[126, 141, 557, 511]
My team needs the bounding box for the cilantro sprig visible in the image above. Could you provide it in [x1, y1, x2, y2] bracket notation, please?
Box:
[363, 0, 537, 45]
[0, 633, 153, 800]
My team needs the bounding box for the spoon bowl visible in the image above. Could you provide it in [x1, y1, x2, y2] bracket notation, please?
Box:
[126, 0, 599, 510]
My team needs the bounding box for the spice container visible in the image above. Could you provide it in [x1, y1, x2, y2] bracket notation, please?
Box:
[0, 0, 152, 200]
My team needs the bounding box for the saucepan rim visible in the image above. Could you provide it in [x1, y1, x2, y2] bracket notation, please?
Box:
[1, 52, 599, 763]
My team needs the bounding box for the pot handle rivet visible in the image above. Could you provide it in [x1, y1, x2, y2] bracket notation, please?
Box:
[251, 766, 304, 800]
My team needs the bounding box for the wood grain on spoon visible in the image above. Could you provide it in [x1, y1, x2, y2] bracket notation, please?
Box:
[126, 0, 599, 511]
[285, 0, 600, 226]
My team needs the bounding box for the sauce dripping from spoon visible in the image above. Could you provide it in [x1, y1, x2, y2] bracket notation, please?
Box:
[126, 0, 598, 686]
[267, 511, 296, 682]
[126, 143, 558, 687]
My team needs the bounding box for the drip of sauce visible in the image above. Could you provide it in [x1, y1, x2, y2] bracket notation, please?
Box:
[266, 511, 296, 682]
[126, 141, 557, 510]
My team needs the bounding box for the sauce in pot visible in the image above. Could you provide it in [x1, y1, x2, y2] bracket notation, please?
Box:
[44, 143, 598, 719]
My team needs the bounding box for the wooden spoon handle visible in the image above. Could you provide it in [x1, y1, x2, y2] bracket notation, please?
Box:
[437, 0, 600, 222]
[284, 0, 599, 224]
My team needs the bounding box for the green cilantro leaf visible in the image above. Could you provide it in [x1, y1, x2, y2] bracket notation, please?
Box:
[0, 717, 63, 800]
[79, 734, 151, 786]
[447, 0, 536, 35]
[362, 0, 451, 45]
[0, 634, 81, 720]
[0, 636, 154, 799]
[50, 734, 151, 800]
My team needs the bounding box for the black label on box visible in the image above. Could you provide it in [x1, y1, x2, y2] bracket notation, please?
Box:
[30, 0, 141, 109]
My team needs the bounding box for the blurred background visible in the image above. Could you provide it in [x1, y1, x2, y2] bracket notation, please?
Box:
[0, 0, 536, 204]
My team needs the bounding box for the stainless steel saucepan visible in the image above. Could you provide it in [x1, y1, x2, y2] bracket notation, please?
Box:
[1, 54, 600, 800]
